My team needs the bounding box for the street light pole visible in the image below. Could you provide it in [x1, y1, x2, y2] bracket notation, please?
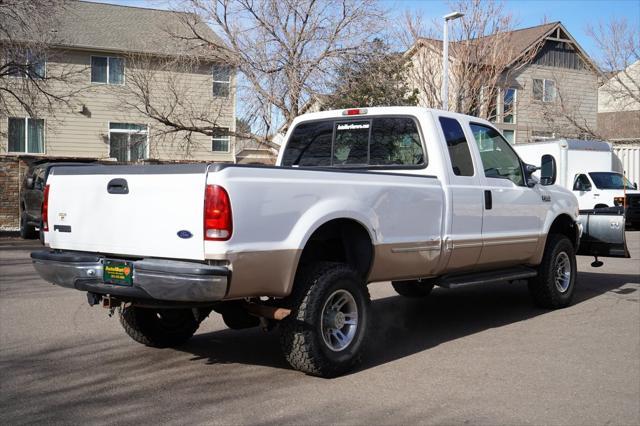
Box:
[442, 11, 464, 111]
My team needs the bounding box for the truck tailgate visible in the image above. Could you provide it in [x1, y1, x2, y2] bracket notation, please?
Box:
[45, 164, 208, 260]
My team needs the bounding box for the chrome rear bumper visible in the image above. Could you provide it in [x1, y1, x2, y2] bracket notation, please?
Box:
[31, 250, 229, 302]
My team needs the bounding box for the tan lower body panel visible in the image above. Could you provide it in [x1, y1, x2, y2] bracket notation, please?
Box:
[368, 241, 441, 282]
[217, 249, 301, 299]
[216, 235, 542, 300]
[477, 235, 540, 267]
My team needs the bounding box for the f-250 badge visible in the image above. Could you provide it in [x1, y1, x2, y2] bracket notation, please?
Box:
[541, 194, 551, 202]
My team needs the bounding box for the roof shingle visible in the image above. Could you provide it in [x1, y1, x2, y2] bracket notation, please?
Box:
[417, 22, 559, 65]
[9, 1, 225, 58]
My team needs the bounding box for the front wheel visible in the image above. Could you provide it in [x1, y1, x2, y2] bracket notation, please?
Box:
[119, 306, 200, 347]
[528, 234, 577, 309]
[279, 262, 371, 378]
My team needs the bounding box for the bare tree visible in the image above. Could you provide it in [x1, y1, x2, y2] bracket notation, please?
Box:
[117, 52, 236, 157]
[176, 0, 387, 141]
[587, 18, 640, 109]
[402, 0, 543, 119]
[0, 0, 85, 128]
[321, 38, 419, 110]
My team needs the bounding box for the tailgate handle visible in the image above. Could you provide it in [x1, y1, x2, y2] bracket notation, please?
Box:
[107, 178, 129, 194]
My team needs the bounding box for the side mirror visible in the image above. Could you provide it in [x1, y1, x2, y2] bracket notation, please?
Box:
[26, 177, 34, 189]
[540, 154, 556, 186]
[634, 183, 638, 190]
[524, 163, 539, 187]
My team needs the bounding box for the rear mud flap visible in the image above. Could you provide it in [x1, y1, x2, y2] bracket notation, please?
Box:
[577, 210, 630, 259]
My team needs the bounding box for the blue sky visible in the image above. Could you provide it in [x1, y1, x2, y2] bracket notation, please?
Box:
[90, 0, 640, 60]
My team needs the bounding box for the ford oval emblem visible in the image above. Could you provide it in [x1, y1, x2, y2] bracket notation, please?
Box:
[177, 230, 193, 239]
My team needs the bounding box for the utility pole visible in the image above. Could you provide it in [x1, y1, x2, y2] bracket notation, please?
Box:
[442, 11, 464, 110]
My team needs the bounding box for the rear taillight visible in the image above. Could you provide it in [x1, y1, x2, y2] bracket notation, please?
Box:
[42, 184, 50, 232]
[204, 184, 232, 241]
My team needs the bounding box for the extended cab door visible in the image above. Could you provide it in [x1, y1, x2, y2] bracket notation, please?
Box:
[436, 115, 484, 272]
[467, 123, 545, 268]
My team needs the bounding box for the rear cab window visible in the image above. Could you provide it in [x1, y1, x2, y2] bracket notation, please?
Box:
[281, 116, 425, 168]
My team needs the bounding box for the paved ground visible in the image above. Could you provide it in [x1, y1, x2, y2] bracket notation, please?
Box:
[1, 235, 639, 425]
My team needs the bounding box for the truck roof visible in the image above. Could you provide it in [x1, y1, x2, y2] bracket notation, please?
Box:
[293, 106, 484, 124]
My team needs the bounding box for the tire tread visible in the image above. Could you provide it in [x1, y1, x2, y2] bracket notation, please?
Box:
[279, 262, 370, 377]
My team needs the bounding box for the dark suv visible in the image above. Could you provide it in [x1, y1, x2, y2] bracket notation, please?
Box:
[20, 161, 95, 239]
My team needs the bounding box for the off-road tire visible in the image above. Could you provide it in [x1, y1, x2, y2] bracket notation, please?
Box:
[19, 213, 37, 239]
[528, 234, 576, 309]
[119, 306, 200, 348]
[392, 279, 435, 298]
[279, 262, 371, 378]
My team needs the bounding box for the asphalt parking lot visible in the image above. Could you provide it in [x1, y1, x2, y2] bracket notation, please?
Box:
[1, 234, 639, 425]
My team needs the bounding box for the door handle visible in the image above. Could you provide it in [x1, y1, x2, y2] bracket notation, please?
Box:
[484, 190, 492, 210]
[107, 178, 129, 194]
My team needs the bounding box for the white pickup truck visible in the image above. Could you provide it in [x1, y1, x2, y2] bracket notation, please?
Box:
[31, 107, 629, 377]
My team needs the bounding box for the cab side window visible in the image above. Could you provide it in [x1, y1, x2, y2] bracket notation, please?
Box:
[573, 174, 591, 191]
[439, 117, 474, 176]
[469, 123, 524, 186]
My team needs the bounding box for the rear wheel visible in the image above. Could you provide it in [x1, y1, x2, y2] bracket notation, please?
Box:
[279, 262, 370, 378]
[119, 306, 200, 347]
[528, 234, 576, 309]
[19, 213, 37, 239]
[392, 279, 435, 298]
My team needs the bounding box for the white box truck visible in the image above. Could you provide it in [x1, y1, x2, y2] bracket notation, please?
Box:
[514, 140, 640, 225]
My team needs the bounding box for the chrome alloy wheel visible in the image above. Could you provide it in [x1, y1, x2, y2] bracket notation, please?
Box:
[321, 289, 358, 351]
[554, 252, 572, 293]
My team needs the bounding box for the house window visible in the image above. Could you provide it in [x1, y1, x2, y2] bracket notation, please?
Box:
[109, 123, 147, 162]
[8, 51, 45, 79]
[531, 130, 555, 141]
[8, 117, 44, 153]
[503, 88, 516, 123]
[533, 78, 555, 102]
[212, 65, 231, 97]
[91, 56, 124, 84]
[212, 128, 230, 152]
[502, 130, 515, 144]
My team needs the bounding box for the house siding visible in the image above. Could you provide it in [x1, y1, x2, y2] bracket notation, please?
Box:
[406, 24, 600, 146]
[0, 48, 236, 162]
[495, 64, 599, 144]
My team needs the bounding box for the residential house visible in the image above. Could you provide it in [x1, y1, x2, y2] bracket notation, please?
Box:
[598, 60, 640, 144]
[235, 137, 278, 164]
[408, 22, 601, 144]
[0, 1, 236, 230]
[1, 0, 236, 162]
[598, 60, 640, 184]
